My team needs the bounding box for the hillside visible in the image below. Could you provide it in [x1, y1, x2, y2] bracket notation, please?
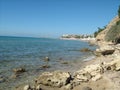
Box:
[96, 16, 120, 44]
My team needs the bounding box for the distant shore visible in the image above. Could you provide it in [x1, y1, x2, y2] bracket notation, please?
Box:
[60, 37, 96, 42]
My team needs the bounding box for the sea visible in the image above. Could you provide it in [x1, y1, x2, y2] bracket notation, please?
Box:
[0, 36, 96, 90]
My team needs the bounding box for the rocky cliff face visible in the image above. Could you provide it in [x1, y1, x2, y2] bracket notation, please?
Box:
[96, 16, 120, 45]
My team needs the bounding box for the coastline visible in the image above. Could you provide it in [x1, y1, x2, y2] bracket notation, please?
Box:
[1, 37, 120, 90]
[16, 39, 120, 90]
[60, 37, 95, 42]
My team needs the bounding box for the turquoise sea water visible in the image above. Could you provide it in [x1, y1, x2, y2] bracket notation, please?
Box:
[0, 36, 96, 90]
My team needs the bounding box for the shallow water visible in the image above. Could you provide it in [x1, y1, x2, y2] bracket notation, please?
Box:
[0, 36, 96, 90]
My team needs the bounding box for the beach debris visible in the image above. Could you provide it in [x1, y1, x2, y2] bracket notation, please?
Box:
[35, 70, 71, 87]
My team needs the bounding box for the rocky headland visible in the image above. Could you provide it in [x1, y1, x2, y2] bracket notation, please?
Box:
[13, 15, 120, 90]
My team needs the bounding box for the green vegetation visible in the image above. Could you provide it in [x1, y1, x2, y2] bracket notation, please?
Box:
[105, 20, 120, 43]
[94, 26, 106, 37]
[118, 5, 120, 18]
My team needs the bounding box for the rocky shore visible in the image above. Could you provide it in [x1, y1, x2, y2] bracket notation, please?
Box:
[13, 38, 120, 90]
[4, 16, 120, 90]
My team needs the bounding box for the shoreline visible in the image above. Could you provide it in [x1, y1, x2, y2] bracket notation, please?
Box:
[2, 38, 120, 90]
[16, 40, 120, 90]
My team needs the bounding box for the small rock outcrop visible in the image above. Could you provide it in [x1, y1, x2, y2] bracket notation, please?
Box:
[35, 71, 71, 87]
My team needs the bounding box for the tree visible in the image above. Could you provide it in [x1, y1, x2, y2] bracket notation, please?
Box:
[118, 5, 120, 18]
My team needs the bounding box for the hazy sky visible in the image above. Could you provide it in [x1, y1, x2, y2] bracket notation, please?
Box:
[0, 0, 120, 38]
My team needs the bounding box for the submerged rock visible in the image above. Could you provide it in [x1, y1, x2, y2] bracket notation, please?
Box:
[44, 57, 50, 61]
[0, 75, 5, 83]
[41, 65, 50, 69]
[13, 67, 26, 74]
[80, 48, 91, 52]
[35, 71, 71, 87]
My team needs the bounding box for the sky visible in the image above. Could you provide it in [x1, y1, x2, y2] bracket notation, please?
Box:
[0, 0, 120, 38]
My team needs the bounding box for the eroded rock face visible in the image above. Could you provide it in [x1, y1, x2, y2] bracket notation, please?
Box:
[35, 71, 71, 87]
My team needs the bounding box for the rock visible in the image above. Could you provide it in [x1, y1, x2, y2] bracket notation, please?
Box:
[13, 67, 26, 74]
[63, 84, 73, 90]
[41, 65, 50, 69]
[61, 61, 68, 64]
[24, 85, 31, 90]
[82, 86, 92, 90]
[115, 60, 120, 71]
[105, 59, 120, 71]
[82, 64, 103, 76]
[44, 57, 50, 61]
[10, 74, 19, 79]
[0, 76, 5, 83]
[75, 74, 89, 82]
[80, 48, 91, 52]
[36, 85, 42, 90]
[35, 71, 71, 87]
[94, 51, 102, 57]
[96, 45, 115, 55]
[73, 71, 92, 82]
[105, 64, 116, 71]
[73, 64, 104, 83]
[91, 74, 102, 81]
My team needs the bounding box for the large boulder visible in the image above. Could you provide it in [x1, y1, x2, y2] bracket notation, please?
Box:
[96, 45, 115, 55]
[35, 71, 71, 87]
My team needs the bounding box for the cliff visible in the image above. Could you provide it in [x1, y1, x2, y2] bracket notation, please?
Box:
[96, 16, 120, 45]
